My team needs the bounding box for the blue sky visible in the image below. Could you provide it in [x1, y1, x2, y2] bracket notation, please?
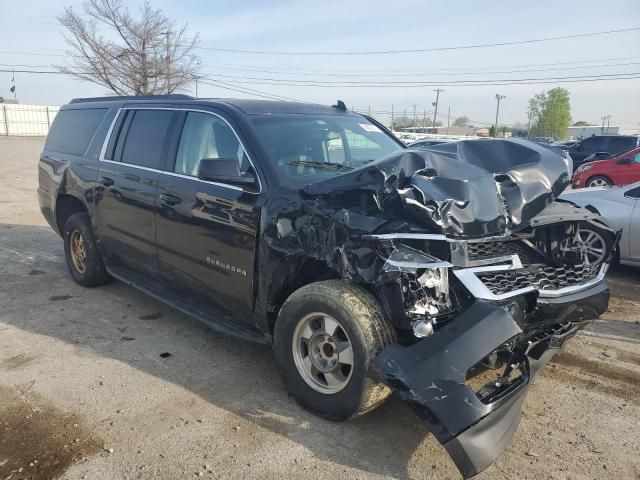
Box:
[1, 0, 639, 127]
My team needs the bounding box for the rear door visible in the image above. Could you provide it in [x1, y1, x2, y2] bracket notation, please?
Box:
[95, 108, 178, 277]
[154, 108, 262, 322]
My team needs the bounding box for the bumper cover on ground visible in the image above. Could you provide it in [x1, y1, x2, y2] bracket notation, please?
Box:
[370, 284, 608, 478]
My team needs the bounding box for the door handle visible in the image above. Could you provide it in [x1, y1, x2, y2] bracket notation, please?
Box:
[159, 193, 182, 206]
[99, 176, 114, 187]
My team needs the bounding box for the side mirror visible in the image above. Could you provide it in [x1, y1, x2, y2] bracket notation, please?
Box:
[572, 143, 582, 152]
[197, 158, 257, 187]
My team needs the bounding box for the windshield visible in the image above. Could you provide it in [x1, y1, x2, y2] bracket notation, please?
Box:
[250, 114, 403, 188]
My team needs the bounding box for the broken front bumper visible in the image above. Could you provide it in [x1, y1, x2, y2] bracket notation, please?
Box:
[370, 282, 608, 478]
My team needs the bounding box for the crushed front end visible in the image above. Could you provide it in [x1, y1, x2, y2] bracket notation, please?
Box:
[266, 139, 619, 478]
[367, 216, 618, 478]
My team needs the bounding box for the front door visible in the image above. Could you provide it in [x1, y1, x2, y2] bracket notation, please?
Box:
[95, 108, 178, 277]
[155, 109, 262, 322]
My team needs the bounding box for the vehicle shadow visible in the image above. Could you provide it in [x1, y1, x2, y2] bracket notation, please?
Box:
[0, 223, 455, 479]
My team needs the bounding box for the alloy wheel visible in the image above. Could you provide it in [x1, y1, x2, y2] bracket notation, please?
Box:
[292, 313, 354, 394]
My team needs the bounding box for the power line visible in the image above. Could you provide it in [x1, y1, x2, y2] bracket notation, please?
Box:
[195, 27, 640, 55]
[4, 68, 639, 88]
[196, 71, 640, 87]
[4, 60, 640, 78]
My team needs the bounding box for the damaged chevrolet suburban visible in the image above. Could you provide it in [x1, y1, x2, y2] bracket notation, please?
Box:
[39, 95, 618, 478]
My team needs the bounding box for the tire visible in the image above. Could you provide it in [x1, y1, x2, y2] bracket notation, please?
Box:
[273, 280, 396, 421]
[586, 175, 612, 187]
[63, 212, 111, 287]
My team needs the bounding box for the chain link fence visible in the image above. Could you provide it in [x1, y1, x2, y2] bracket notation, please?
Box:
[0, 104, 60, 136]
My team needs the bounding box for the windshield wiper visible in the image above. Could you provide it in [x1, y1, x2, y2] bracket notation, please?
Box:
[287, 160, 353, 171]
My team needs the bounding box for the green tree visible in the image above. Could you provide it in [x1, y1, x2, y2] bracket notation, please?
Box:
[573, 120, 591, 126]
[489, 125, 496, 137]
[528, 88, 572, 140]
[452, 116, 470, 127]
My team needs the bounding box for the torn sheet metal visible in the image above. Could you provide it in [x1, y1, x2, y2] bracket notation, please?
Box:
[303, 139, 570, 239]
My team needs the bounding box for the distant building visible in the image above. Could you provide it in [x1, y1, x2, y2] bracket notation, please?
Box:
[0, 97, 19, 104]
[567, 125, 640, 139]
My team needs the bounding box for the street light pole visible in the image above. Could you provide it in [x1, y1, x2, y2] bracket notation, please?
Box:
[494, 94, 506, 137]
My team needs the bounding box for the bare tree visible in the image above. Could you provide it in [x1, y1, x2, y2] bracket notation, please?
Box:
[57, 0, 200, 95]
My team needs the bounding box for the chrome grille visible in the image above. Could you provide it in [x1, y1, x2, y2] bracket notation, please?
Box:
[467, 240, 543, 264]
[476, 263, 602, 295]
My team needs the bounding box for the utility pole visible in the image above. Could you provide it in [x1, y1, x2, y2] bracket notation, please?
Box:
[494, 94, 506, 137]
[432, 89, 444, 133]
[391, 105, 394, 130]
[601, 115, 611, 134]
[195, 77, 198, 98]
[447, 106, 450, 135]
[412, 104, 417, 134]
[423, 109, 426, 132]
[527, 109, 533, 138]
[166, 31, 171, 94]
[607, 115, 611, 133]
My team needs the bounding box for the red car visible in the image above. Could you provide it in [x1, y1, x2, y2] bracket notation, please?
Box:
[572, 146, 640, 188]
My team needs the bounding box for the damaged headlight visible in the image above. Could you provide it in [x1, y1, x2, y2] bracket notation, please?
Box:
[382, 244, 455, 338]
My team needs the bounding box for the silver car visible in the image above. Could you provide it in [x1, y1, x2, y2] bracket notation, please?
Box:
[561, 182, 640, 267]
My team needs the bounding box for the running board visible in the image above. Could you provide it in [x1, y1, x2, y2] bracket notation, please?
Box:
[106, 264, 268, 345]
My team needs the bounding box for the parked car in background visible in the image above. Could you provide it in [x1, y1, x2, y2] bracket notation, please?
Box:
[561, 182, 640, 267]
[572, 146, 640, 187]
[550, 140, 577, 151]
[568, 135, 640, 170]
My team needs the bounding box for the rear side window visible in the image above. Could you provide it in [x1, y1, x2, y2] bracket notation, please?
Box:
[45, 108, 107, 155]
[608, 137, 635, 153]
[580, 137, 606, 153]
[119, 109, 174, 169]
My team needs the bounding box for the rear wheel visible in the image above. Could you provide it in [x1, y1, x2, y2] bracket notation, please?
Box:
[63, 213, 111, 287]
[273, 280, 396, 420]
[586, 175, 612, 187]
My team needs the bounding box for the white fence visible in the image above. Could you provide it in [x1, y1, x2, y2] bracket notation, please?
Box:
[0, 104, 60, 136]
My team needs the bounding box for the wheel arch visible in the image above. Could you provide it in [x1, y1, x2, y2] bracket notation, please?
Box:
[267, 259, 338, 335]
[55, 194, 89, 235]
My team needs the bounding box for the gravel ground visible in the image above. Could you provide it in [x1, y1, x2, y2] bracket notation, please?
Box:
[1, 136, 639, 480]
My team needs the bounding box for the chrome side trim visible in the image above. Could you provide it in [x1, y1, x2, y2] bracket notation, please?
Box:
[99, 159, 244, 191]
[98, 106, 262, 194]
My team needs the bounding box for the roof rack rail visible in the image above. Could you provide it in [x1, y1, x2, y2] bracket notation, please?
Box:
[69, 94, 194, 104]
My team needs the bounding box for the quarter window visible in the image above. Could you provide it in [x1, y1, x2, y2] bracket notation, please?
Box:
[45, 108, 107, 155]
[174, 112, 248, 177]
[119, 109, 174, 169]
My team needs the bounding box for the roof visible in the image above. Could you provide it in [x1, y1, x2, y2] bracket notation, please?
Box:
[68, 94, 356, 116]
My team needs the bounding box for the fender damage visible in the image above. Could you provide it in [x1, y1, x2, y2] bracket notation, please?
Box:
[260, 139, 618, 477]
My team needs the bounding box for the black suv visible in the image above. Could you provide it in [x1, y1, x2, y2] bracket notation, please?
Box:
[569, 135, 640, 169]
[39, 95, 617, 478]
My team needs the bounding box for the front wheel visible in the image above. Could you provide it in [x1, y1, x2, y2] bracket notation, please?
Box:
[273, 280, 396, 421]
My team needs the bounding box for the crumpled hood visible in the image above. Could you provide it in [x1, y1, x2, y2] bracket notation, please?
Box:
[303, 138, 570, 238]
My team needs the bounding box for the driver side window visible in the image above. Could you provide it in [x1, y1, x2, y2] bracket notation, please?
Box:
[174, 112, 247, 177]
